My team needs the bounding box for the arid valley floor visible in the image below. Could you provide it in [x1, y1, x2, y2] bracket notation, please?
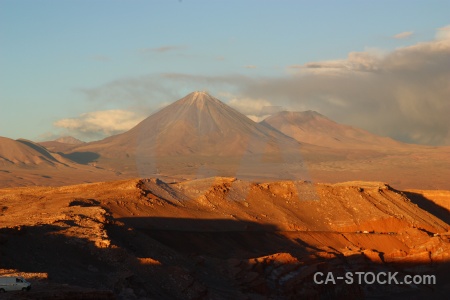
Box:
[1, 92, 450, 299]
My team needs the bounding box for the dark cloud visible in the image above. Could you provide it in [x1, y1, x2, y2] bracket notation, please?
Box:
[225, 27, 450, 145]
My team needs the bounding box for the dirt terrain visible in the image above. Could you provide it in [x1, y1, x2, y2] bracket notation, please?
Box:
[1, 177, 449, 299]
[1, 92, 449, 299]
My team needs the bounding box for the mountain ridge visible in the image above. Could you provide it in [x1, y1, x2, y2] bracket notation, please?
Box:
[0, 137, 68, 167]
[261, 110, 403, 149]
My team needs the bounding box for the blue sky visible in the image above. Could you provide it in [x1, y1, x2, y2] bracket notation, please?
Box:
[1, 0, 449, 144]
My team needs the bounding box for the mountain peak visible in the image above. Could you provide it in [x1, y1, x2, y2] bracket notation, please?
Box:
[55, 136, 85, 144]
[262, 110, 400, 149]
[192, 90, 209, 97]
[180, 91, 220, 108]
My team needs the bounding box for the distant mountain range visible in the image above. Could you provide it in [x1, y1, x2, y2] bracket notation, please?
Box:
[1, 91, 449, 189]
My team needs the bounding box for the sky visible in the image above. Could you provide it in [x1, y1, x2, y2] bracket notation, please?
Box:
[1, 0, 449, 145]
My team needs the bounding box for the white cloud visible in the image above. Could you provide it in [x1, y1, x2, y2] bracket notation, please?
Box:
[246, 114, 271, 122]
[227, 96, 272, 115]
[54, 110, 145, 139]
[225, 96, 285, 121]
[393, 31, 414, 39]
[436, 25, 450, 40]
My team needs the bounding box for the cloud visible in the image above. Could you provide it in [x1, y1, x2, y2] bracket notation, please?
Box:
[223, 95, 284, 122]
[296, 50, 382, 73]
[77, 74, 183, 112]
[436, 25, 450, 40]
[244, 65, 257, 69]
[54, 110, 145, 140]
[246, 115, 271, 122]
[249, 26, 450, 145]
[227, 97, 271, 115]
[393, 31, 414, 39]
[75, 25, 450, 145]
[141, 45, 187, 53]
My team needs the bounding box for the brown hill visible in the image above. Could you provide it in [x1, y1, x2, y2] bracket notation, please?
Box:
[261, 110, 402, 149]
[0, 136, 124, 188]
[1, 177, 449, 299]
[0, 137, 69, 167]
[39, 136, 85, 153]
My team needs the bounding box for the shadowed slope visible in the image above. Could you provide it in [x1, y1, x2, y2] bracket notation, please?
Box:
[1, 178, 449, 299]
[0, 137, 125, 188]
[0, 137, 65, 167]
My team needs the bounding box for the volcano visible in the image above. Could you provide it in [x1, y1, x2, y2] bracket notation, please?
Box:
[68, 92, 312, 180]
[261, 111, 402, 149]
[72, 91, 303, 158]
